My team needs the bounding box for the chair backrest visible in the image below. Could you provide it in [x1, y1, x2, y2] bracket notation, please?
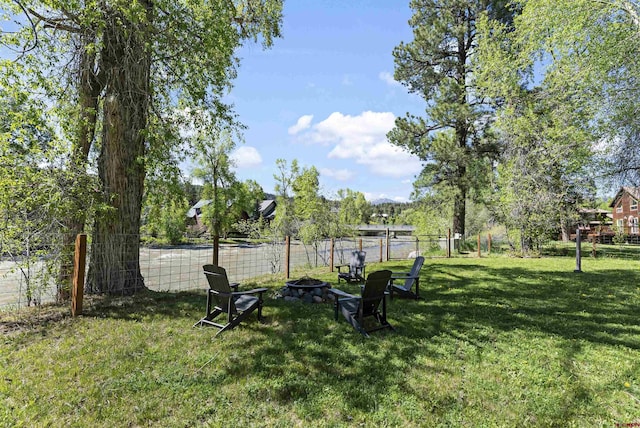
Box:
[401, 256, 424, 290]
[360, 270, 391, 315]
[203, 265, 235, 313]
[350, 251, 366, 271]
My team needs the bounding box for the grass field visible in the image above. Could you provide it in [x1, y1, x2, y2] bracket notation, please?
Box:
[1, 256, 639, 427]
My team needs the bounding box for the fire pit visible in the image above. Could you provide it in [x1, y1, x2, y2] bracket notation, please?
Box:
[278, 277, 332, 303]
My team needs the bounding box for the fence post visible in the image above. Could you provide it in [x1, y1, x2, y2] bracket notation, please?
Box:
[488, 233, 492, 255]
[212, 235, 219, 266]
[415, 236, 419, 257]
[379, 238, 383, 262]
[285, 236, 291, 279]
[330, 238, 335, 272]
[72, 233, 87, 317]
[447, 228, 451, 258]
[358, 238, 363, 252]
[385, 228, 390, 261]
[477, 234, 481, 258]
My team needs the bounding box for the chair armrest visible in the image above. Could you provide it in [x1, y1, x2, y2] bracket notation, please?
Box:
[391, 274, 419, 281]
[208, 289, 233, 298]
[391, 271, 411, 278]
[329, 288, 356, 299]
[335, 264, 350, 272]
[232, 287, 268, 296]
[230, 282, 240, 291]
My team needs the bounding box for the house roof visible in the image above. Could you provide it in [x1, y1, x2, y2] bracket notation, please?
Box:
[609, 186, 640, 208]
[259, 199, 276, 219]
[187, 199, 277, 219]
[579, 208, 610, 214]
[186, 199, 212, 218]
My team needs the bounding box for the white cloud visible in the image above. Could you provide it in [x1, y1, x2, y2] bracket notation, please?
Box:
[379, 71, 401, 87]
[288, 114, 314, 135]
[298, 111, 422, 178]
[319, 167, 355, 181]
[231, 146, 262, 169]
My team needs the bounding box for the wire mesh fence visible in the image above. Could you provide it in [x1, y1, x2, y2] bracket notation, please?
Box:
[5, 230, 636, 312]
[0, 233, 74, 311]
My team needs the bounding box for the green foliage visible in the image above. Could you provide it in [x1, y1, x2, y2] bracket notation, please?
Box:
[389, 0, 512, 235]
[0, 0, 283, 293]
[190, 125, 263, 238]
[476, 1, 602, 254]
[398, 201, 450, 236]
[612, 224, 628, 246]
[479, 0, 640, 184]
[0, 69, 95, 303]
[271, 158, 300, 238]
[337, 188, 372, 227]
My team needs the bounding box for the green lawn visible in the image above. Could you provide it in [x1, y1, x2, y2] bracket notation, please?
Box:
[1, 256, 639, 427]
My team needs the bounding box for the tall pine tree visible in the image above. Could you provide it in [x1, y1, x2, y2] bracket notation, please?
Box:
[388, 0, 512, 237]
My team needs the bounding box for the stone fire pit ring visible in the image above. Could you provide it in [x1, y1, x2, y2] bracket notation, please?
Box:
[278, 277, 333, 303]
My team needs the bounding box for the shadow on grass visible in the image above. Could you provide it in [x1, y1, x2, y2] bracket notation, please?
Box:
[68, 260, 640, 421]
[423, 262, 640, 350]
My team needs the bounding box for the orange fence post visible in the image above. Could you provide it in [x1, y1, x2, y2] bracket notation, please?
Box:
[477, 234, 481, 258]
[72, 233, 87, 317]
[212, 235, 219, 265]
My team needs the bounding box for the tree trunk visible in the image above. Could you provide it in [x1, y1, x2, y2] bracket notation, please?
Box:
[560, 221, 570, 242]
[58, 39, 101, 301]
[452, 190, 466, 237]
[87, 3, 152, 295]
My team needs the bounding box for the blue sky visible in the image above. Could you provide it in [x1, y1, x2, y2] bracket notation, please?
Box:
[220, 0, 426, 202]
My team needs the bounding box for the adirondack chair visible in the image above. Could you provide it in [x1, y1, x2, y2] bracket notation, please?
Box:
[336, 250, 366, 283]
[329, 269, 393, 337]
[389, 256, 424, 300]
[193, 265, 268, 336]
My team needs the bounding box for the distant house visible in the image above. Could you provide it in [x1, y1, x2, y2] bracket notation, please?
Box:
[609, 186, 640, 235]
[186, 199, 212, 227]
[258, 199, 277, 221]
[576, 208, 612, 232]
[186, 199, 277, 228]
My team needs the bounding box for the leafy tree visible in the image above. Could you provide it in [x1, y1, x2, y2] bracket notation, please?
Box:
[2, 0, 283, 294]
[141, 174, 189, 245]
[337, 188, 372, 228]
[397, 199, 450, 237]
[388, 0, 512, 236]
[483, 0, 640, 186]
[192, 127, 263, 239]
[272, 158, 300, 238]
[0, 72, 94, 303]
[292, 165, 334, 266]
[475, 1, 612, 253]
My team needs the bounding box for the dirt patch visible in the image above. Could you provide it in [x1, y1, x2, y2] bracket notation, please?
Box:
[0, 305, 69, 335]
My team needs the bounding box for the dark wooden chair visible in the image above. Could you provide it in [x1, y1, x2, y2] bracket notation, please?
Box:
[193, 264, 267, 336]
[389, 256, 424, 300]
[336, 250, 366, 283]
[330, 269, 393, 337]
